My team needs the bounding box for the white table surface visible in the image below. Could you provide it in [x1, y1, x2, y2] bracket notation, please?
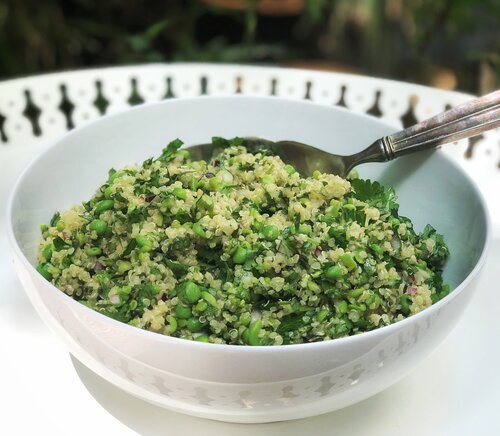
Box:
[1, 65, 499, 435]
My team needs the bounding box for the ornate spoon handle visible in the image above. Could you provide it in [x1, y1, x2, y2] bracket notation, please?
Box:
[357, 90, 500, 165]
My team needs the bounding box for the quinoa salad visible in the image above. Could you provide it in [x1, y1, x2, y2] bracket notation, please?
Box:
[37, 137, 449, 345]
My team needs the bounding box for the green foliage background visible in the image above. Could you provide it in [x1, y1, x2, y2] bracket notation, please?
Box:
[0, 0, 498, 92]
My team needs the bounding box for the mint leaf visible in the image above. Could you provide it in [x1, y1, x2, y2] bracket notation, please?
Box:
[50, 212, 60, 227]
[53, 236, 70, 251]
[158, 138, 184, 162]
[211, 136, 230, 148]
[211, 136, 244, 148]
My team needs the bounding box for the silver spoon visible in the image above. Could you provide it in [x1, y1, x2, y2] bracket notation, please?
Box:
[187, 90, 500, 178]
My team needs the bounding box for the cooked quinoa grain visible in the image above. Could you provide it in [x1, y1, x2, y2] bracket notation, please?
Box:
[37, 137, 450, 345]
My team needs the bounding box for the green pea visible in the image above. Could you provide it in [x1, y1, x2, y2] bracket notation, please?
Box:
[161, 197, 176, 210]
[261, 225, 279, 241]
[166, 315, 177, 334]
[390, 217, 401, 227]
[348, 169, 359, 179]
[117, 260, 132, 274]
[152, 211, 163, 227]
[192, 222, 206, 238]
[298, 224, 312, 235]
[299, 197, 310, 206]
[95, 199, 114, 214]
[335, 320, 350, 335]
[367, 292, 381, 309]
[325, 201, 341, 219]
[189, 177, 198, 191]
[307, 280, 320, 292]
[197, 194, 213, 211]
[249, 208, 259, 218]
[172, 187, 186, 200]
[56, 221, 65, 231]
[284, 164, 296, 175]
[108, 170, 125, 183]
[175, 305, 192, 319]
[127, 316, 139, 327]
[236, 287, 250, 301]
[194, 300, 208, 313]
[239, 312, 252, 326]
[178, 149, 190, 158]
[348, 288, 364, 299]
[89, 219, 108, 235]
[253, 221, 263, 232]
[42, 245, 53, 262]
[195, 335, 210, 343]
[103, 186, 113, 199]
[184, 281, 201, 304]
[337, 300, 348, 314]
[186, 317, 204, 333]
[36, 263, 53, 281]
[316, 308, 330, 322]
[135, 235, 153, 252]
[241, 328, 250, 344]
[312, 170, 321, 179]
[127, 204, 136, 214]
[325, 265, 342, 280]
[232, 246, 247, 264]
[340, 253, 357, 270]
[417, 260, 427, 269]
[349, 303, 367, 312]
[248, 320, 262, 346]
[201, 291, 218, 308]
[370, 243, 384, 255]
[208, 177, 222, 191]
[117, 285, 132, 297]
[182, 221, 193, 229]
[364, 260, 376, 276]
[325, 209, 340, 222]
[354, 250, 367, 264]
[329, 198, 341, 208]
[262, 175, 275, 184]
[85, 247, 102, 256]
[76, 232, 85, 247]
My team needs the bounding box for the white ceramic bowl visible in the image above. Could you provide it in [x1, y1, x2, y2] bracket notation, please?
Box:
[7, 96, 490, 423]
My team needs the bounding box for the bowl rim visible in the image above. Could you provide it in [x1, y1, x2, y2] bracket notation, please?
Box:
[6, 94, 492, 354]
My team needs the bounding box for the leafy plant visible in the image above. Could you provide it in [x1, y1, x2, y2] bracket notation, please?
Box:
[0, 0, 498, 92]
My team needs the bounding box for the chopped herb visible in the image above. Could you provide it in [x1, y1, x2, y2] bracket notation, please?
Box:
[157, 138, 184, 162]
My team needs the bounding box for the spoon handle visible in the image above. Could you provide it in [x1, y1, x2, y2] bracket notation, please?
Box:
[372, 90, 500, 161]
